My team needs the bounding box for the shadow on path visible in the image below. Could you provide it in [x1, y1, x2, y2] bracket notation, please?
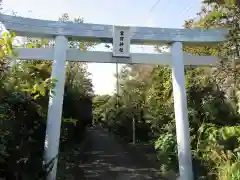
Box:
[80, 127, 165, 180]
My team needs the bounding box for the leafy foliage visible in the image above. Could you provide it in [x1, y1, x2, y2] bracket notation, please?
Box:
[92, 2, 240, 179]
[0, 13, 94, 179]
[1, 2, 240, 180]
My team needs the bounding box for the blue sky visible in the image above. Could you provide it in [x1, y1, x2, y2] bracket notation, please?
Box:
[2, 0, 202, 95]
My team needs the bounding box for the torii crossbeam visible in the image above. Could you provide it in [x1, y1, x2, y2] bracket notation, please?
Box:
[1, 14, 227, 180]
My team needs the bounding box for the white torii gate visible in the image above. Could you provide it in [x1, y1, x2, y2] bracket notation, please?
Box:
[1, 14, 227, 180]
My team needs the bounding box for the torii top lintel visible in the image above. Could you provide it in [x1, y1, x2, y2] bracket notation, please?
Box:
[0, 14, 228, 46]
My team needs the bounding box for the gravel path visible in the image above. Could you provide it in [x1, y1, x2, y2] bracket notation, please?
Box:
[80, 128, 164, 180]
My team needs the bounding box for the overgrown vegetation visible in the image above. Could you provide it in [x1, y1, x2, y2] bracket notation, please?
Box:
[0, 14, 94, 179]
[92, 1, 240, 179]
[1, 0, 240, 179]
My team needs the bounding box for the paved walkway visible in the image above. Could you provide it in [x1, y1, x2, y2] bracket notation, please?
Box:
[80, 128, 164, 180]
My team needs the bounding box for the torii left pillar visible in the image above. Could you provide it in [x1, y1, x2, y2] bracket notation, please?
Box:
[44, 36, 68, 180]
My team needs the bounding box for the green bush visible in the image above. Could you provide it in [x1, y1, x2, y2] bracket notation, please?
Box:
[0, 91, 46, 179]
[154, 133, 178, 173]
[218, 161, 240, 180]
[0, 31, 92, 179]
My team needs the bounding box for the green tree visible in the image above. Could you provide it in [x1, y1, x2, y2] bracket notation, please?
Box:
[0, 12, 95, 179]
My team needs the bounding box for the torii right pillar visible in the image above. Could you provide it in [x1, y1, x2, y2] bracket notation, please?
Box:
[171, 41, 193, 180]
